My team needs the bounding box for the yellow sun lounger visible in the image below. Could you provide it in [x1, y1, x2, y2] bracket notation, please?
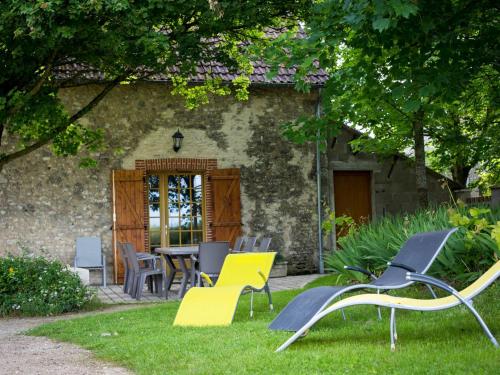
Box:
[277, 261, 500, 352]
[174, 252, 276, 326]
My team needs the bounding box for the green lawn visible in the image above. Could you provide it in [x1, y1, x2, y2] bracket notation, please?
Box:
[29, 278, 500, 374]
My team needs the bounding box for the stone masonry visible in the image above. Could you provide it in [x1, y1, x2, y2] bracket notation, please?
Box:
[0, 84, 319, 277]
[0, 82, 451, 279]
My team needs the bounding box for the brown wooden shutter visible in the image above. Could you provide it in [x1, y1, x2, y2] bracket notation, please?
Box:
[112, 170, 146, 283]
[210, 168, 242, 247]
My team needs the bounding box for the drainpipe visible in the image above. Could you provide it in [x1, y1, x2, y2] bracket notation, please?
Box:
[316, 89, 324, 274]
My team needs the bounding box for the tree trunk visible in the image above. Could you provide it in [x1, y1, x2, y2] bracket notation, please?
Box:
[451, 163, 471, 188]
[413, 110, 428, 207]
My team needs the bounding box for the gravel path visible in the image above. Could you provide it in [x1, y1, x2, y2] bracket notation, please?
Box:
[0, 306, 145, 375]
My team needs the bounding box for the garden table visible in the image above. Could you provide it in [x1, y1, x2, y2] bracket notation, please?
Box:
[155, 246, 199, 299]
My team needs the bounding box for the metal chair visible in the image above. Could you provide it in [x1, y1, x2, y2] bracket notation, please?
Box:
[270, 228, 458, 331]
[241, 236, 257, 252]
[277, 260, 500, 352]
[74, 236, 106, 287]
[257, 237, 272, 252]
[191, 241, 230, 287]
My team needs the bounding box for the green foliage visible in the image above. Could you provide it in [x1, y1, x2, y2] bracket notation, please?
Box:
[262, 0, 499, 191]
[0, 0, 309, 169]
[325, 205, 500, 286]
[322, 207, 356, 238]
[0, 254, 94, 316]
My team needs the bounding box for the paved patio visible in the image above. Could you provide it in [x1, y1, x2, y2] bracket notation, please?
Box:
[96, 273, 322, 304]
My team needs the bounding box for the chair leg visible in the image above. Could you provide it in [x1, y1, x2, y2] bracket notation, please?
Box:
[123, 269, 128, 293]
[102, 255, 107, 288]
[426, 284, 437, 298]
[132, 274, 140, 299]
[136, 274, 147, 300]
[460, 298, 499, 347]
[390, 308, 396, 351]
[377, 289, 382, 320]
[250, 290, 254, 318]
[264, 283, 273, 311]
[126, 270, 135, 295]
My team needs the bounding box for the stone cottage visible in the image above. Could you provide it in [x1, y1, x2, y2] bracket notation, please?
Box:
[0, 65, 451, 282]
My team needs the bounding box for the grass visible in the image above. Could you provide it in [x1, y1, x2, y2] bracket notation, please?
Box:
[28, 277, 500, 374]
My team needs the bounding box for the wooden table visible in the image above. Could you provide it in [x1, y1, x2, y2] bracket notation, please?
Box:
[155, 246, 199, 298]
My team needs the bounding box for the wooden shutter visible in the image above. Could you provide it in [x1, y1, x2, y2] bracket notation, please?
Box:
[210, 168, 242, 247]
[112, 170, 146, 283]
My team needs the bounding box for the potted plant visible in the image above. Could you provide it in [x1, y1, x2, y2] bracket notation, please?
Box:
[270, 252, 288, 278]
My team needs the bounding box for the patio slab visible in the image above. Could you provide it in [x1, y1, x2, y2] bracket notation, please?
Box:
[95, 273, 322, 304]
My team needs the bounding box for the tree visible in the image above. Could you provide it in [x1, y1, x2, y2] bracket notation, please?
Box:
[0, 0, 308, 172]
[426, 67, 499, 188]
[263, 0, 499, 206]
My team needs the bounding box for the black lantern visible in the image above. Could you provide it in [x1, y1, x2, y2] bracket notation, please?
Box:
[172, 128, 184, 152]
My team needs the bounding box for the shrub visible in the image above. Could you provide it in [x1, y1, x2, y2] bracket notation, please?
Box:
[0, 254, 95, 316]
[324, 204, 500, 286]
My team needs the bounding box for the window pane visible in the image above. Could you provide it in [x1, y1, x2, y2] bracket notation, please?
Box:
[149, 231, 161, 246]
[193, 175, 202, 188]
[168, 199, 179, 216]
[179, 176, 189, 189]
[192, 216, 203, 230]
[180, 231, 191, 245]
[149, 203, 160, 216]
[168, 175, 178, 189]
[192, 231, 203, 244]
[150, 217, 160, 229]
[191, 202, 202, 216]
[180, 216, 191, 230]
[148, 175, 159, 189]
[180, 203, 190, 216]
[169, 231, 180, 246]
[192, 187, 202, 202]
[149, 189, 160, 203]
[180, 188, 190, 202]
[169, 217, 180, 230]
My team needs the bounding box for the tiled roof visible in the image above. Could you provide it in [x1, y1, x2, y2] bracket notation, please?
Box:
[55, 59, 329, 87]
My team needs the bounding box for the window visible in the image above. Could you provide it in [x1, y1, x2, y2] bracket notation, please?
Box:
[148, 173, 204, 251]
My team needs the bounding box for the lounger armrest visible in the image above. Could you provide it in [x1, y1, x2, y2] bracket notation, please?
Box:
[343, 265, 377, 280]
[200, 272, 214, 287]
[387, 262, 416, 273]
[405, 273, 458, 296]
[257, 269, 266, 283]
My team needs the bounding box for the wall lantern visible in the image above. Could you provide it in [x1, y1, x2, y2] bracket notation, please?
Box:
[172, 128, 184, 152]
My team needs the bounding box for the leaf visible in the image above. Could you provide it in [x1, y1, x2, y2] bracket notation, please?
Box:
[389, 0, 419, 18]
[402, 99, 421, 113]
[372, 17, 391, 32]
[418, 84, 436, 98]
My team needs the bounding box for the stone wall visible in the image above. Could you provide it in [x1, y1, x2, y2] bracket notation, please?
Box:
[0, 82, 452, 279]
[0, 83, 320, 277]
[324, 127, 450, 217]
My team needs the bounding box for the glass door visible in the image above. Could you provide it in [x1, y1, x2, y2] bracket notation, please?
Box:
[148, 173, 204, 251]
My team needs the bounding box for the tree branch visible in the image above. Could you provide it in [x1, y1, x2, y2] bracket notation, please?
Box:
[0, 73, 129, 171]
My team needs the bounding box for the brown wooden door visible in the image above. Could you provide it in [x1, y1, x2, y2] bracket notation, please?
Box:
[112, 170, 146, 283]
[210, 168, 242, 247]
[333, 171, 372, 234]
